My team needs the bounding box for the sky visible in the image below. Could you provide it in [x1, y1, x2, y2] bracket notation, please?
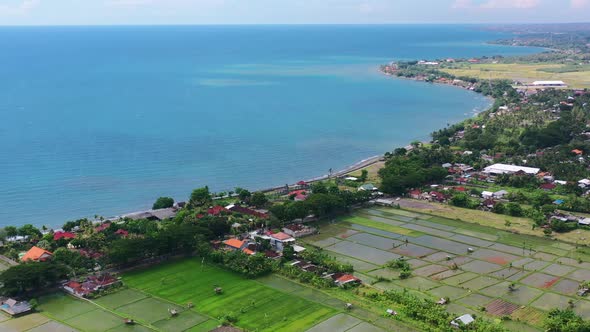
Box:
[0, 0, 588, 26]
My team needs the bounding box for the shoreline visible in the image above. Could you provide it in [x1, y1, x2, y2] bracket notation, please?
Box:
[52, 70, 494, 227]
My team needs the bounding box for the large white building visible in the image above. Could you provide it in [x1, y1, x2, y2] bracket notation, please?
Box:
[532, 80, 567, 87]
[483, 164, 540, 175]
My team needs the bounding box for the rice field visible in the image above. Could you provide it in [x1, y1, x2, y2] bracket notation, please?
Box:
[303, 207, 590, 330]
[121, 260, 338, 332]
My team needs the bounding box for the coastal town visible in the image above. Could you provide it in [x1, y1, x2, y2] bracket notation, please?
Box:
[2, 23, 590, 332]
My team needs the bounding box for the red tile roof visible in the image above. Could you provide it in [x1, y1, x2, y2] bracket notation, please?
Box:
[223, 238, 244, 249]
[270, 232, 293, 241]
[95, 222, 111, 232]
[115, 229, 129, 236]
[207, 206, 228, 216]
[540, 183, 557, 190]
[409, 189, 422, 196]
[242, 248, 255, 255]
[572, 149, 584, 155]
[334, 274, 360, 284]
[53, 231, 76, 241]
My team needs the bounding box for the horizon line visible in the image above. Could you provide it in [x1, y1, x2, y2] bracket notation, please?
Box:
[0, 22, 589, 28]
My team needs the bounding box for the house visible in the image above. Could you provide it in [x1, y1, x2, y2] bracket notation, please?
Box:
[481, 191, 494, 199]
[226, 204, 269, 218]
[21, 246, 52, 262]
[358, 183, 378, 192]
[553, 199, 565, 205]
[555, 180, 567, 185]
[207, 206, 228, 216]
[482, 199, 497, 209]
[429, 191, 446, 202]
[409, 189, 422, 199]
[282, 224, 316, 238]
[296, 180, 308, 188]
[288, 190, 308, 201]
[456, 177, 469, 185]
[0, 298, 32, 316]
[149, 208, 177, 221]
[53, 231, 76, 241]
[344, 177, 358, 181]
[115, 229, 129, 236]
[442, 163, 453, 168]
[573, 149, 584, 155]
[374, 198, 397, 206]
[579, 218, 590, 226]
[95, 222, 112, 232]
[483, 164, 540, 176]
[122, 211, 156, 221]
[269, 232, 295, 252]
[579, 179, 590, 187]
[330, 273, 361, 287]
[223, 238, 245, 251]
[540, 183, 556, 191]
[493, 190, 508, 199]
[451, 314, 475, 327]
[63, 274, 120, 298]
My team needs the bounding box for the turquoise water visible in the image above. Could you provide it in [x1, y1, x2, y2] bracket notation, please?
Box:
[0, 25, 540, 227]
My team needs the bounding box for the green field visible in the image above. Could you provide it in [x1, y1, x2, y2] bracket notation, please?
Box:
[122, 260, 337, 332]
[440, 63, 590, 89]
[304, 206, 590, 330]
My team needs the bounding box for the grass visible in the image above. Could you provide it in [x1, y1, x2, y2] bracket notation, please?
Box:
[399, 199, 590, 245]
[440, 63, 590, 89]
[122, 259, 337, 332]
[346, 161, 385, 185]
[37, 293, 133, 332]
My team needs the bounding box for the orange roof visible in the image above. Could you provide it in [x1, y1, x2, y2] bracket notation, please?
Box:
[223, 238, 244, 249]
[242, 248, 255, 255]
[572, 149, 583, 155]
[270, 232, 293, 241]
[21, 246, 53, 262]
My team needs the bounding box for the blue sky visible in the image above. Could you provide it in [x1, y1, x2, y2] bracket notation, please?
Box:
[0, 0, 588, 25]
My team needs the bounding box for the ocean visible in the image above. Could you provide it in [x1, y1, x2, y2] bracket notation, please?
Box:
[0, 25, 540, 227]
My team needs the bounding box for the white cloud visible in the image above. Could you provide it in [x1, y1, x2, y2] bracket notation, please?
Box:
[452, 0, 540, 9]
[571, 0, 589, 8]
[0, 0, 40, 15]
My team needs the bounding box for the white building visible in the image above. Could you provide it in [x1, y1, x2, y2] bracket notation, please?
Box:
[451, 314, 475, 327]
[481, 191, 494, 199]
[532, 80, 567, 87]
[483, 164, 540, 175]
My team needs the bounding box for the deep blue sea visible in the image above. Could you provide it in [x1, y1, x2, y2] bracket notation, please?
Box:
[0, 25, 541, 227]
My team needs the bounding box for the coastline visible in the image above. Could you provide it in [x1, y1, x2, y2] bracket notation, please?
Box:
[61, 68, 496, 226]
